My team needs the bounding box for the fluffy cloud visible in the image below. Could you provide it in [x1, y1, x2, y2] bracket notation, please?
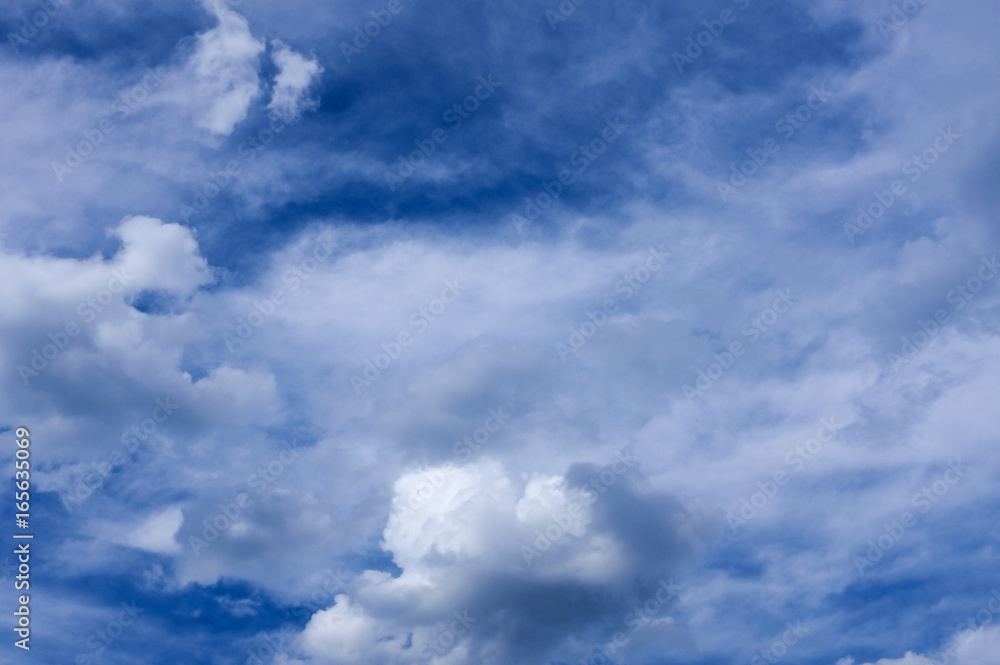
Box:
[186, 0, 266, 135]
[268, 39, 323, 120]
[113, 215, 214, 294]
[298, 457, 709, 665]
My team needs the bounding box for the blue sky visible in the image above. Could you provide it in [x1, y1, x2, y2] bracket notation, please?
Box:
[1, 0, 1000, 664]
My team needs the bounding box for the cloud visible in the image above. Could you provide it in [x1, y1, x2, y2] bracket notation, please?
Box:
[126, 506, 185, 554]
[3, 1, 1000, 663]
[840, 624, 1000, 665]
[112, 215, 214, 295]
[298, 457, 710, 665]
[186, 0, 266, 135]
[268, 39, 324, 120]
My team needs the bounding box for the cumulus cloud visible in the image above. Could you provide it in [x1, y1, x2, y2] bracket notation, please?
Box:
[298, 457, 711, 665]
[112, 215, 214, 295]
[268, 39, 324, 120]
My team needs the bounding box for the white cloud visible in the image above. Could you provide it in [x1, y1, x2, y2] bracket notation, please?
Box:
[298, 457, 701, 665]
[112, 215, 214, 295]
[301, 596, 414, 665]
[96, 506, 184, 555]
[127, 507, 185, 554]
[187, 0, 266, 135]
[268, 39, 324, 120]
[841, 624, 1000, 665]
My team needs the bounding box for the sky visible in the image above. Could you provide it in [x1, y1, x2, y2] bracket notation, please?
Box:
[1, 0, 999, 664]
